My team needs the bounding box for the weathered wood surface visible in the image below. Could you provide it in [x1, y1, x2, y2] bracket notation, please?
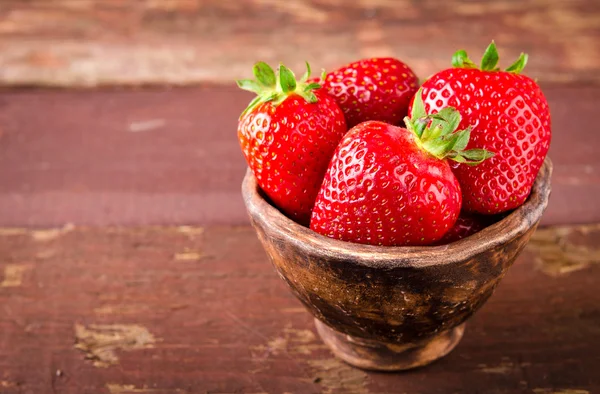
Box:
[0, 86, 598, 228]
[0, 2, 597, 392]
[0, 0, 597, 86]
[0, 224, 599, 393]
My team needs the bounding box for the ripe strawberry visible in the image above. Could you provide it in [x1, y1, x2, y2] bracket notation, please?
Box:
[414, 42, 551, 214]
[237, 62, 347, 226]
[319, 58, 418, 128]
[435, 213, 492, 245]
[310, 91, 493, 246]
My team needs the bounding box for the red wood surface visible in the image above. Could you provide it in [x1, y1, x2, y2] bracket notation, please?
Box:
[0, 0, 597, 87]
[0, 1, 598, 393]
[0, 85, 598, 227]
[1, 225, 599, 393]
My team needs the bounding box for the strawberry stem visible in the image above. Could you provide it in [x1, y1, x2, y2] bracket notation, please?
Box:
[406, 88, 494, 165]
[506, 53, 529, 73]
[236, 61, 322, 118]
[480, 41, 500, 71]
[279, 64, 297, 93]
[451, 41, 529, 74]
[452, 50, 477, 69]
[254, 62, 276, 87]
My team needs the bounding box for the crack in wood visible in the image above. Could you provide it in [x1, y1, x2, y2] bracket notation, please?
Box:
[477, 358, 532, 375]
[528, 224, 600, 276]
[93, 305, 149, 315]
[307, 358, 369, 394]
[74, 324, 158, 368]
[106, 383, 185, 393]
[128, 119, 166, 133]
[251, 325, 369, 393]
[0, 380, 18, 388]
[0, 264, 30, 288]
[31, 224, 75, 241]
[175, 226, 205, 236]
[174, 251, 204, 261]
[0, 224, 74, 241]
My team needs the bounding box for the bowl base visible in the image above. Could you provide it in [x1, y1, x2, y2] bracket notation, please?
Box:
[314, 319, 465, 371]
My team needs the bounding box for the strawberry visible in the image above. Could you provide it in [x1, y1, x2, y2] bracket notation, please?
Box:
[237, 62, 347, 226]
[414, 42, 551, 214]
[435, 213, 492, 245]
[310, 91, 493, 246]
[319, 58, 418, 128]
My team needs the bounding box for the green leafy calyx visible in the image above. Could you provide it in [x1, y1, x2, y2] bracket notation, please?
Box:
[236, 61, 320, 117]
[405, 88, 494, 165]
[451, 40, 528, 73]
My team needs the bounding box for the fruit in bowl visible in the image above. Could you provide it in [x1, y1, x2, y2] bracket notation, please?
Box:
[435, 213, 500, 245]
[415, 42, 551, 214]
[310, 93, 493, 246]
[237, 62, 347, 226]
[317, 57, 419, 128]
[237, 43, 552, 370]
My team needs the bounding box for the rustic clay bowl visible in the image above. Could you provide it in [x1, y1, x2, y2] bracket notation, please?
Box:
[242, 158, 552, 371]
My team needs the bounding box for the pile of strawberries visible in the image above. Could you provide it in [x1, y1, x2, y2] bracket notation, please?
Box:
[237, 42, 551, 246]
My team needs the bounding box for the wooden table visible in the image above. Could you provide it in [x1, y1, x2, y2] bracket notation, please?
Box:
[1, 1, 599, 393]
[1, 225, 599, 394]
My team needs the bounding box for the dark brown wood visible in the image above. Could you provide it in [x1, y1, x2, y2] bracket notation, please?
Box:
[0, 85, 598, 228]
[1, 223, 599, 393]
[0, 0, 597, 87]
[241, 160, 551, 370]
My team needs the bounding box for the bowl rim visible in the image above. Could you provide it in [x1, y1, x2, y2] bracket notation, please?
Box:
[242, 157, 553, 269]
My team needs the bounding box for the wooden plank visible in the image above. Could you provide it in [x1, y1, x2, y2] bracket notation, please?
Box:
[0, 85, 598, 227]
[0, 0, 597, 86]
[0, 224, 599, 393]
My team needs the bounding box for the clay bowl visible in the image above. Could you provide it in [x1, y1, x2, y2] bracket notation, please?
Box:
[242, 158, 552, 371]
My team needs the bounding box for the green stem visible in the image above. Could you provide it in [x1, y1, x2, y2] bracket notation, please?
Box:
[236, 62, 322, 117]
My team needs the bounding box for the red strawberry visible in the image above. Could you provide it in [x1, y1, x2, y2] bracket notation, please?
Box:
[310, 93, 493, 246]
[237, 62, 347, 226]
[414, 42, 551, 214]
[319, 58, 418, 128]
[435, 213, 492, 245]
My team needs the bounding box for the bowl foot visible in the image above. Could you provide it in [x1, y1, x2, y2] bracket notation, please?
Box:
[314, 319, 465, 371]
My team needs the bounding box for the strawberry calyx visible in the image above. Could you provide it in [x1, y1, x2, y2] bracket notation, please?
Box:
[452, 41, 529, 74]
[236, 61, 321, 117]
[405, 88, 494, 165]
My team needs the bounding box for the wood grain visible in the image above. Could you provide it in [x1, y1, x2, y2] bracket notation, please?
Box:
[0, 85, 598, 227]
[0, 224, 599, 393]
[0, 0, 597, 86]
